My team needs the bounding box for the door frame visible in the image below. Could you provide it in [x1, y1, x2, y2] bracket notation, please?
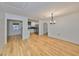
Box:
[7, 19, 23, 42]
[43, 23, 48, 35]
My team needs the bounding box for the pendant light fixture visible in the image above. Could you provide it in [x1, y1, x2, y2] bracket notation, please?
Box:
[50, 12, 56, 24]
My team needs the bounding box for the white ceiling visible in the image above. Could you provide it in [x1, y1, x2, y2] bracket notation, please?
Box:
[0, 2, 79, 20]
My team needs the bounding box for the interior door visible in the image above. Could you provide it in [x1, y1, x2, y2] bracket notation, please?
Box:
[43, 23, 48, 35]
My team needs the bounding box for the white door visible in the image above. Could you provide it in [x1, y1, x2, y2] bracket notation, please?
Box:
[43, 23, 48, 35]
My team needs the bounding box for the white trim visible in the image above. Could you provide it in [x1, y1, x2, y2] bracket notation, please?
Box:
[5, 13, 28, 44]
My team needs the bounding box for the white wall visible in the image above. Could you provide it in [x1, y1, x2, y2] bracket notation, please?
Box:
[5, 13, 30, 43]
[48, 12, 79, 44]
[0, 12, 5, 48]
[0, 13, 30, 48]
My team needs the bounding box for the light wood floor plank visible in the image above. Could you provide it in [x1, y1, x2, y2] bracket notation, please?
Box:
[0, 33, 79, 56]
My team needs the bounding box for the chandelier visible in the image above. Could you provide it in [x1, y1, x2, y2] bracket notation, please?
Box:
[50, 13, 56, 24]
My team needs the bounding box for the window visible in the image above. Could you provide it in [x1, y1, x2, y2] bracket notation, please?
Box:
[12, 23, 19, 31]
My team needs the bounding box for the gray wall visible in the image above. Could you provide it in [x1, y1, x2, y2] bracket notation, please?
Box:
[0, 12, 5, 48]
[48, 12, 79, 44]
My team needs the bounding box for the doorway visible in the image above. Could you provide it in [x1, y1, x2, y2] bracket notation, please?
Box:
[43, 23, 48, 35]
[28, 21, 39, 35]
[7, 20, 23, 42]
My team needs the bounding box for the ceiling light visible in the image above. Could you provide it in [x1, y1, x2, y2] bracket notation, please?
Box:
[50, 13, 56, 24]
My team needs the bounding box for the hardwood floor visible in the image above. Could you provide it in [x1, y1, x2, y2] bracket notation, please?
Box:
[0, 33, 79, 56]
